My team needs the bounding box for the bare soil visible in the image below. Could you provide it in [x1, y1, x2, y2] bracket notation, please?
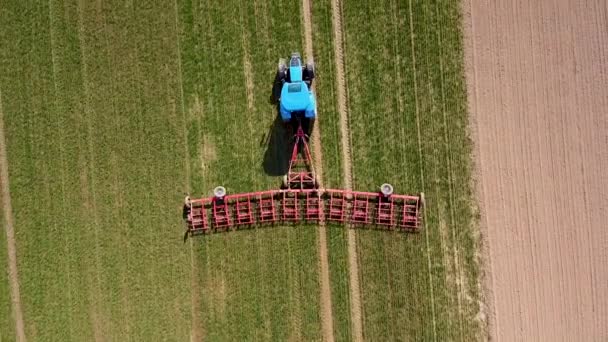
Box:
[464, 1, 608, 340]
[0, 91, 27, 342]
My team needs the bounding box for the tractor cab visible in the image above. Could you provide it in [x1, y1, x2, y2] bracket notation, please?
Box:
[275, 52, 316, 127]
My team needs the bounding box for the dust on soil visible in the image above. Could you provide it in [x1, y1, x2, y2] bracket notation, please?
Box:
[463, 1, 608, 340]
[0, 91, 27, 342]
[301, 0, 335, 340]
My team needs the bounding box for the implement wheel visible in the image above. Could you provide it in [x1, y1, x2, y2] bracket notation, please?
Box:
[312, 172, 320, 189]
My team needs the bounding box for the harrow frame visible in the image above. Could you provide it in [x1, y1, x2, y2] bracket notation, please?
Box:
[185, 120, 424, 235]
[186, 189, 423, 235]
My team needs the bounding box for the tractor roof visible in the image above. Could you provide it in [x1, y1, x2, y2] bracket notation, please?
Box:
[280, 81, 311, 112]
[289, 55, 303, 82]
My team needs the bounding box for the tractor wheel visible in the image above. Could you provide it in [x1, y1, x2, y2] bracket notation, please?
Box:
[277, 69, 286, 83]
[278, 58, 287, 72]
[281, 175, 289, 189]
[419, 192, 426, 208]
[305, 61, 315, 80]
[277, 59, 287, 82]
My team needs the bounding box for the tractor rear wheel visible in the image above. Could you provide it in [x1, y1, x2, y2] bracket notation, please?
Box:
[303, 61, 315, 87]
[277, 58, 287, 81]
[305, 61, 315, 80]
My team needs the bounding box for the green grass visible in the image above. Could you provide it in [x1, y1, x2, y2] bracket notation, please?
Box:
[178, 0, 323, 339]
[0, 0, 322, 340]
[341, 0, 481, 340]
[1, 1, 193, 339]
[0, 0, 481, 340]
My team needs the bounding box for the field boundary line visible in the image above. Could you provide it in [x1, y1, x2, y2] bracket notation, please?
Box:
[328, 0, 364, 340]
[0, 91, 26, 342]
[407, 0, 438, 340]
[301, 0, 335, 341]
[461, 0, 495, 339]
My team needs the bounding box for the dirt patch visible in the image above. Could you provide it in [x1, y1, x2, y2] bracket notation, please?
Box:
[464, 0, 608, 340]
[88, 291, 105, 342]
[0, 91, 27, 342]
[301, 0, 335, 341]
[201, 136, 216, 161]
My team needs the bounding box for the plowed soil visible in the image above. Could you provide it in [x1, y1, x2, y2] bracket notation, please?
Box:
[464, 0, 608, 340]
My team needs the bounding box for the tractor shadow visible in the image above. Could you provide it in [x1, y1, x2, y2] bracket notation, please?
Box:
[269, 71, 282, 105]
[261, 115, 290, 176]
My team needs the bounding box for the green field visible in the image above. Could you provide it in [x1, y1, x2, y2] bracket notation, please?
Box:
[342, 0, 481, 340]
[0, 0, 481, 340]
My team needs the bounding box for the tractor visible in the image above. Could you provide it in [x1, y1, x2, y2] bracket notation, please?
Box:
[184, 50, 424, 235]
[274, 52, 316, 134]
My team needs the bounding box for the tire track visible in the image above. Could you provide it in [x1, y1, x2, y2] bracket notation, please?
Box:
[328, 0, 363, 340]
[47, 2, 78, 337]
[301, 0, 334, 341]
[171, 1, 203, 340]
[406, 0, 438, 340]
[99, 9, 135, 338]
[432, 2, 465, 339]
[76, 3, 106, 339]
[0, 92, 26, 342]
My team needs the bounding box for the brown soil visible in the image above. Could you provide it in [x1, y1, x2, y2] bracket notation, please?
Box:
[0, 91, 27, 342]
[463, 1, 608, 340]
[301, 0, 335, 341]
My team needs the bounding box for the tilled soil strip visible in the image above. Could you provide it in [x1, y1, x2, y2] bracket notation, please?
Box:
[0, 91, 27, 342]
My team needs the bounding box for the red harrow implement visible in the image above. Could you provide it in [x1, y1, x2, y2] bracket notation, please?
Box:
[184, 123, 424, 235]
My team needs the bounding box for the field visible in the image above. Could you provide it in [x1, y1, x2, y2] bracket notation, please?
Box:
[0, 0, 483, 341]
[340, 0, 480, 340]
[465, 0, 608, 340]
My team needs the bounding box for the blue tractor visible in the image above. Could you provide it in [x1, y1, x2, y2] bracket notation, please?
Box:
[274, 52, 316, 133]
